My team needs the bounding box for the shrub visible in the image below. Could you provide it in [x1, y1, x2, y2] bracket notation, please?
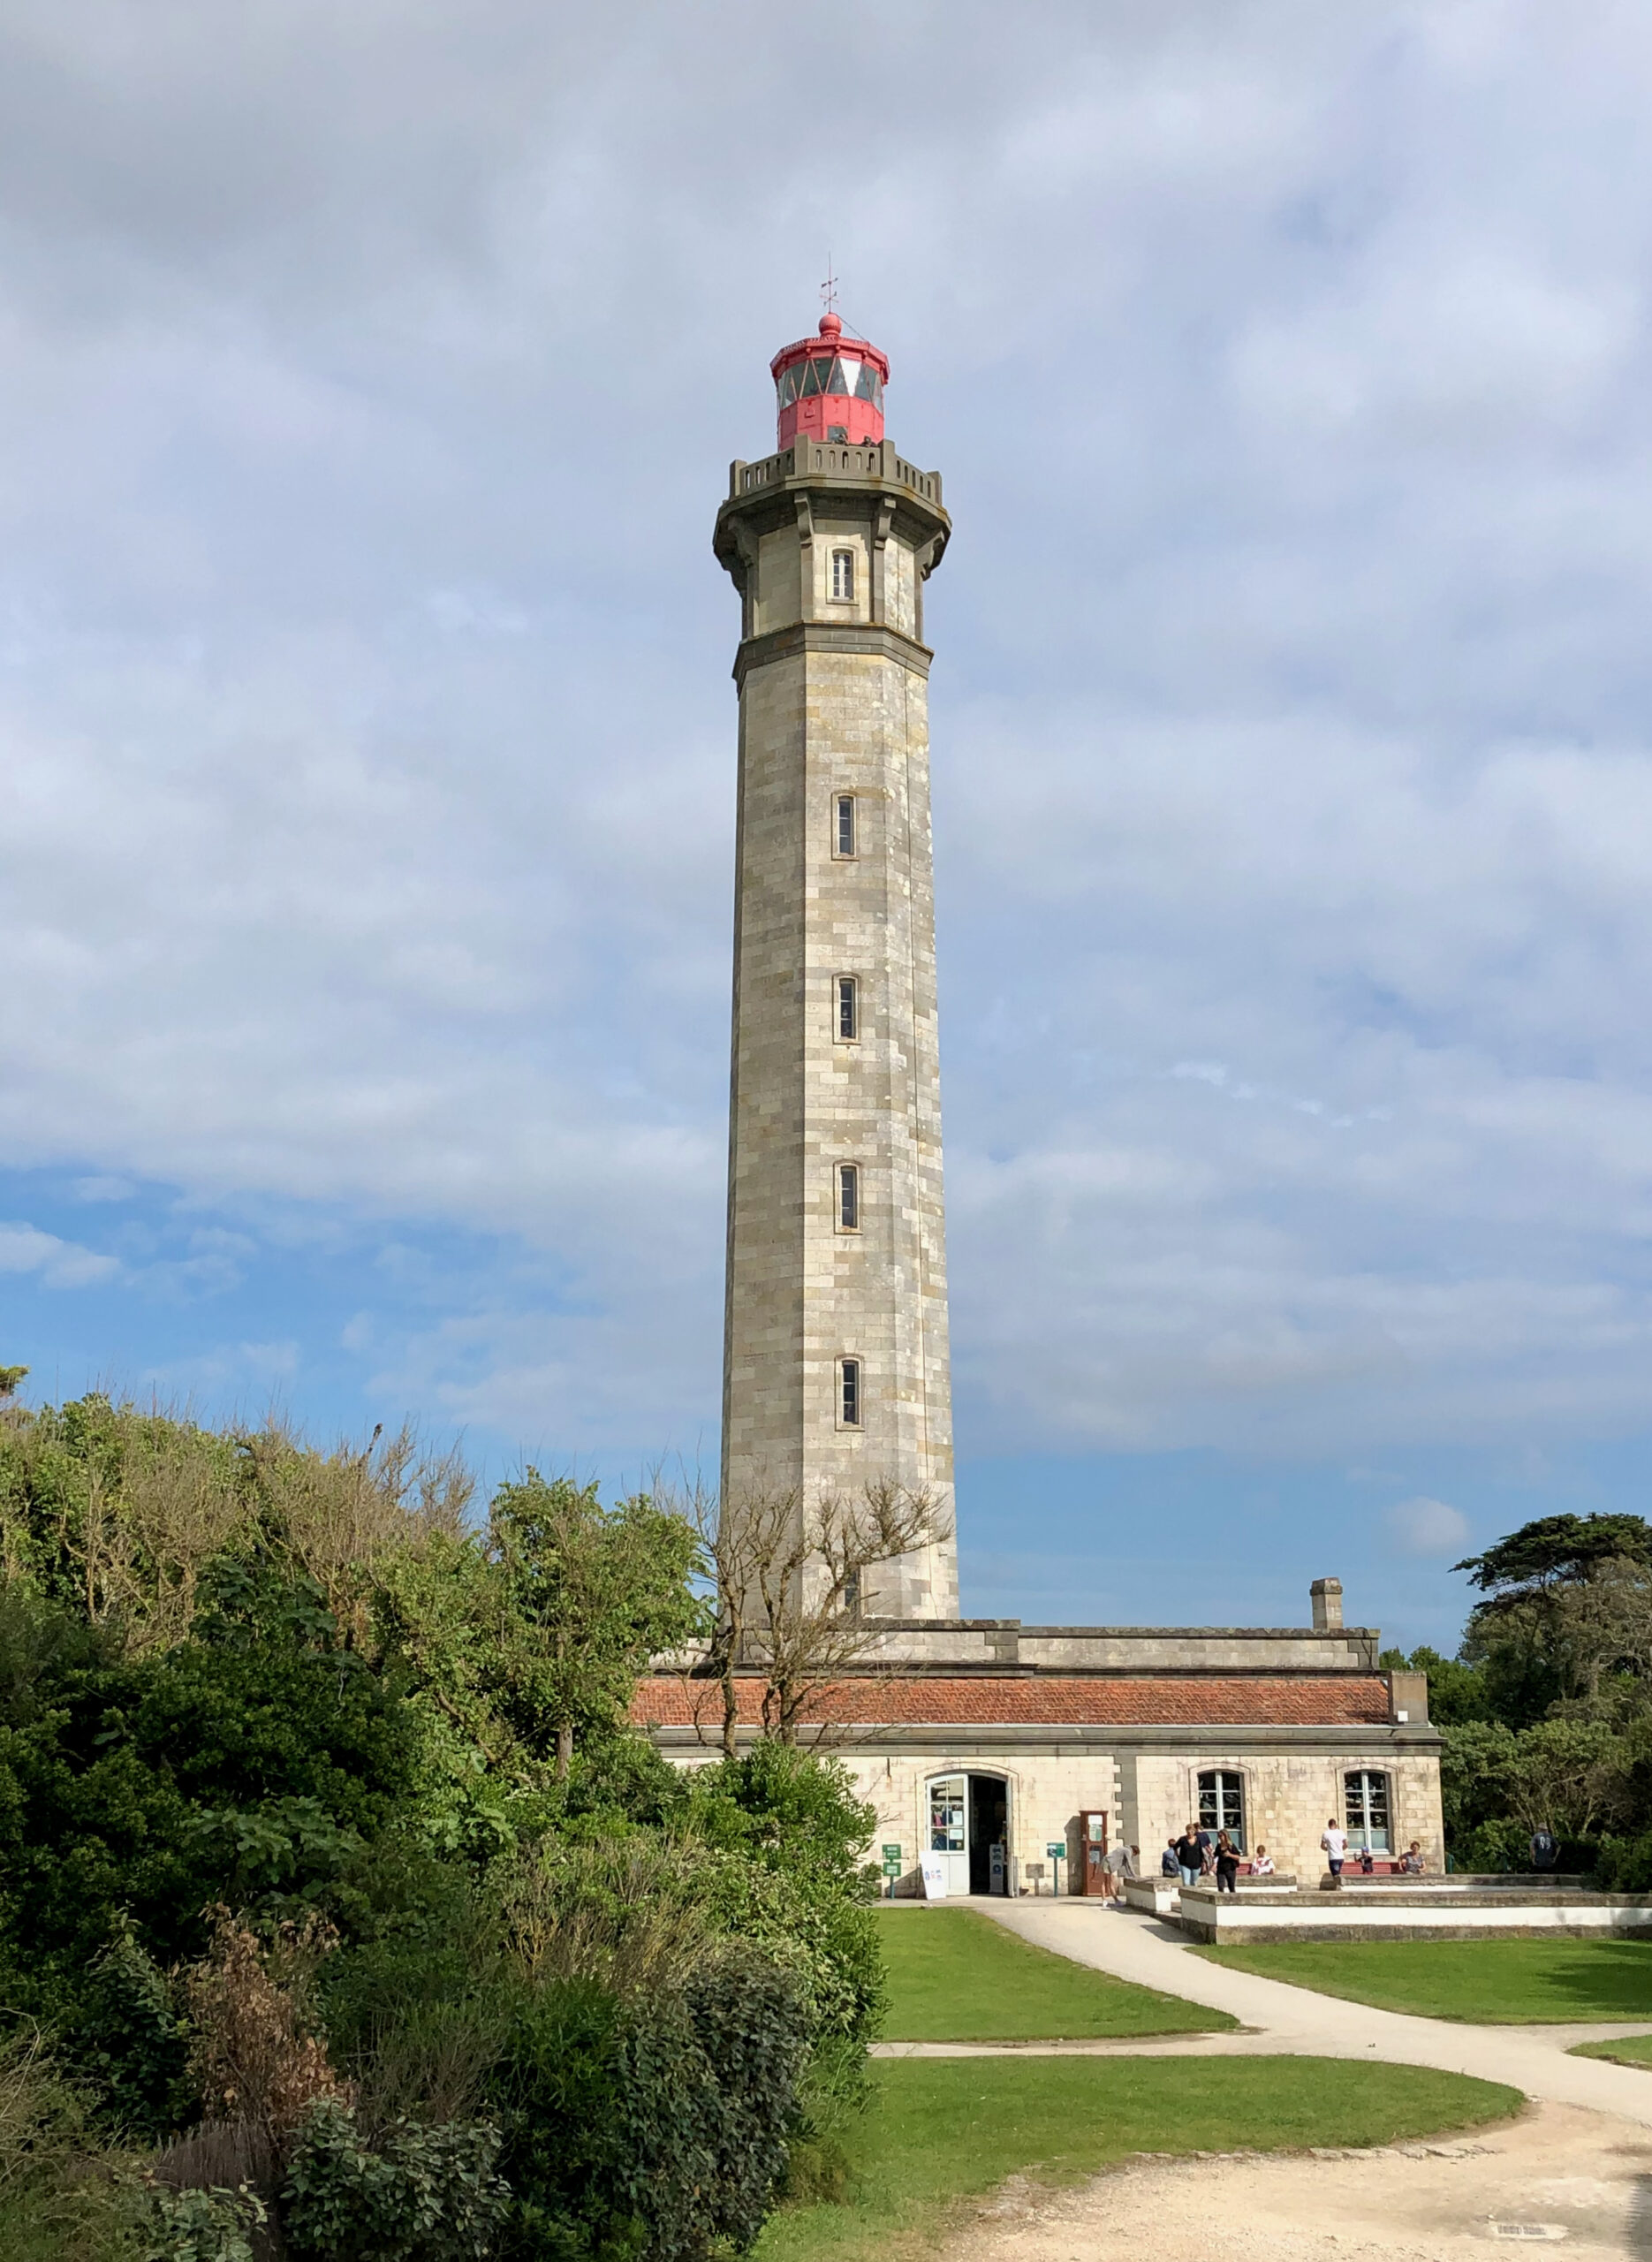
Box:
[183, 1909, 352, 2152]
[76, 1924, 192, 2142]
[143, 2183, 266, 2262]
[0, 2021, 148, 2262]
[281, 2098, 509, 2262]
[492, 1949, 809, 2262]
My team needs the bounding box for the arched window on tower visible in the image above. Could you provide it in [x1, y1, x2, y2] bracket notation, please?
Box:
[837, 1356, 862, 1429]
[837, 1163, 860, 1232]
[836, 975, 859, 1041]
[831, 549, 855, 602]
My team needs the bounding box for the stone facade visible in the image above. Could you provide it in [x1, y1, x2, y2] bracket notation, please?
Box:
[715, 439, 958, 1619]
[640, 1674, 1447, 1891]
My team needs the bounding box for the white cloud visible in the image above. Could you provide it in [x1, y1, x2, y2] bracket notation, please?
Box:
[1, 1, 1652, 1476]
[1384, 1496, 1473, 1558]
[0, 1222, 118, 1289]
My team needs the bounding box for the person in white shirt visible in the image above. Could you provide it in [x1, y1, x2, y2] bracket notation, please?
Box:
[1321, 1820, 1348, 1879]
[1247, 1844, 1275, 1877]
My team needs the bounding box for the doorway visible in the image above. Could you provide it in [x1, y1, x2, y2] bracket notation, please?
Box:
[968, 1776, 1008, 1896]
[926, 1772, 1011, 1896]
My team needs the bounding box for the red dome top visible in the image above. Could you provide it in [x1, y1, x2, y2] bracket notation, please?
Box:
[771, 314, 887, 449]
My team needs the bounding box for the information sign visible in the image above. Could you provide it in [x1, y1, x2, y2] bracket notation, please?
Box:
[882, 1844, 903, 1877]
[1047, 1842, 1065, 1861]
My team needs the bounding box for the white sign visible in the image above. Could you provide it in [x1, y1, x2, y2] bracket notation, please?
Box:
[919, 1854, 949, 1900]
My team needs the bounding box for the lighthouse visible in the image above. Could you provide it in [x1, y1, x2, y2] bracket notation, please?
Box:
[713, 312, 959, 1620]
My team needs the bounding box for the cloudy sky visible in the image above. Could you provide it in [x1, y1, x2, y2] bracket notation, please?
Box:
[4, 0, 1650, 1649]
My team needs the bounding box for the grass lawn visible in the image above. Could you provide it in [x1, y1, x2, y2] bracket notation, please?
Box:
[1571, 2032, 1652, 2069]
[873, 1907, 1231, 2039]
[762, 2057, 1519, 2262]
[1194, 1938, 1652, 2023]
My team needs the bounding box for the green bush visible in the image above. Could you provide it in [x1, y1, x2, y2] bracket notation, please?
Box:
[281, 2098, 509, 2262]
[493, 1951, 809, 2262]
[143, 2185, 266, 2262]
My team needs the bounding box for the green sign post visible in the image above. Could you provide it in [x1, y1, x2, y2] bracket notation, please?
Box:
[882, 1843, 903, 1896]
[1047, 1841, 1065, 1893]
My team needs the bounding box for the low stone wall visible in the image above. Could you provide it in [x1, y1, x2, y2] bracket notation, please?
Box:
[1122, 1875, 1300, 1917]
[1172, 1882, 1652, 1943]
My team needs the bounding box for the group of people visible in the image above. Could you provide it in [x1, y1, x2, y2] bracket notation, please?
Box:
[1161, 1825, 1270, 1893]
[1319, 1821, 1427, 1880]
[1156, 1822, 1430, 1891]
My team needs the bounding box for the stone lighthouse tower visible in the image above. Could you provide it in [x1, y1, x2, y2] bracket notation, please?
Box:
[713, 312, 959, 1621]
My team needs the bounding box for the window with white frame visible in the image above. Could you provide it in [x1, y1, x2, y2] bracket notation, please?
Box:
[837, 1163, 860, 1232]
[1197, 1769, 1246, 1851]
[836, 975, 859, 1041]
[1345, 1769, 1391, 1852]
[835, 793, 856, 858]
[838, 1356, 862, 1428]
[831, 548, 855, 602]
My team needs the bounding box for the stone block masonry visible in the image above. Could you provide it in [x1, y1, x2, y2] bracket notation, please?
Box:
[716, 439, 957, 1619]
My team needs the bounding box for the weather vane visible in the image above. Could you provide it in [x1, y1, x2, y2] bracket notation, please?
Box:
[821, 258, 839, 318]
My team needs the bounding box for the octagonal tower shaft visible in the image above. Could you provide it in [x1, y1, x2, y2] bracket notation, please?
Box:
[714, 413, 959, 1621]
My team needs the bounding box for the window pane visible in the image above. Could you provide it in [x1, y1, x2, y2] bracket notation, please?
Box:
[777, 366, 798, 406]
[838, 976, 857, 1039]
[825, 358, 847, 393]
[929, 1779, 965, 1850]
[841, 1358, 860, 1426]
[799, 360, 822, 397]
[1197, 1770, 1246, 1851]
[838, 356, 861, 393]
[837, 794, 855, 855]
[839, 1164, 859, 1230]
[855, 361, 879, 400]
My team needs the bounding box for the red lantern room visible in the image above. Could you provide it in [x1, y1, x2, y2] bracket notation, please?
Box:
[771, 312, 888, 448]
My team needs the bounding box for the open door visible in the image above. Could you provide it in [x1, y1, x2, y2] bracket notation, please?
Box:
[926, 1775, 969, 1895]
[1078, 1809, 1109, 1895]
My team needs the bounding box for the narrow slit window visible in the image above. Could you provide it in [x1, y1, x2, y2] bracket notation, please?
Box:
[837, 1163, 860, 1231]
[836, 793, 856, 857]
[831, 549, 855, 602]
[839, 1357, 861, 1428]
[837, 975, 858, 1041]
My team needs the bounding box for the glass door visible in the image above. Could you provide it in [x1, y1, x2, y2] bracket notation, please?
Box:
[927, 1774, 970, 1895]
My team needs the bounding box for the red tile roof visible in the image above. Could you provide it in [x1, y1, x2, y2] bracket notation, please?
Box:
[633, 1674, 1391, 1730]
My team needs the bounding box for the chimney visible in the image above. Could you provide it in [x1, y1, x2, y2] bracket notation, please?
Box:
[1309, 1576, 1344, 1633]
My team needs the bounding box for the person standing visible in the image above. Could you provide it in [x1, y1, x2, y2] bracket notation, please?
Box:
[1161, 1839, 1180, 1879]
[1322, 1818, 1348, 1882]
[1174, 1825, 1204, 1886]
[1214, 1831, 1240, 1894]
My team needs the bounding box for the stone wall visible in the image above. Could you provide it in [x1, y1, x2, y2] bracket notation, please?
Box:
[807, 1732, 1444, 1894]
[717, 451, 957, 1620]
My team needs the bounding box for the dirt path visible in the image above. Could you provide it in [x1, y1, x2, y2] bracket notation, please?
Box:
[947, 2102, 1652, 2262]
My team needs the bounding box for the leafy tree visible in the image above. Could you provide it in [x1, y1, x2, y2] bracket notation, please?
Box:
[488, 1475, 703, 1780]
[1454, 1513, 1652, 1598]
[1379, 1645, 1493, 1726]
[0, 1573, 419, 2024]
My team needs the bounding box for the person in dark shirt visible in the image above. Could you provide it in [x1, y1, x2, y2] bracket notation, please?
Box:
[1174, 1827, 1204, 1886]
[1214, 1831, 1241, 1894]
[1161, 1840, 1180, 1879]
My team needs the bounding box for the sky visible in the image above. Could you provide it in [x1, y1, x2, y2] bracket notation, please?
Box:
[4, 0, 1651, 1651]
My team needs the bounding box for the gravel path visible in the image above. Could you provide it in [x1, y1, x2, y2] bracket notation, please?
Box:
[945, 2102, 1652, 2262]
